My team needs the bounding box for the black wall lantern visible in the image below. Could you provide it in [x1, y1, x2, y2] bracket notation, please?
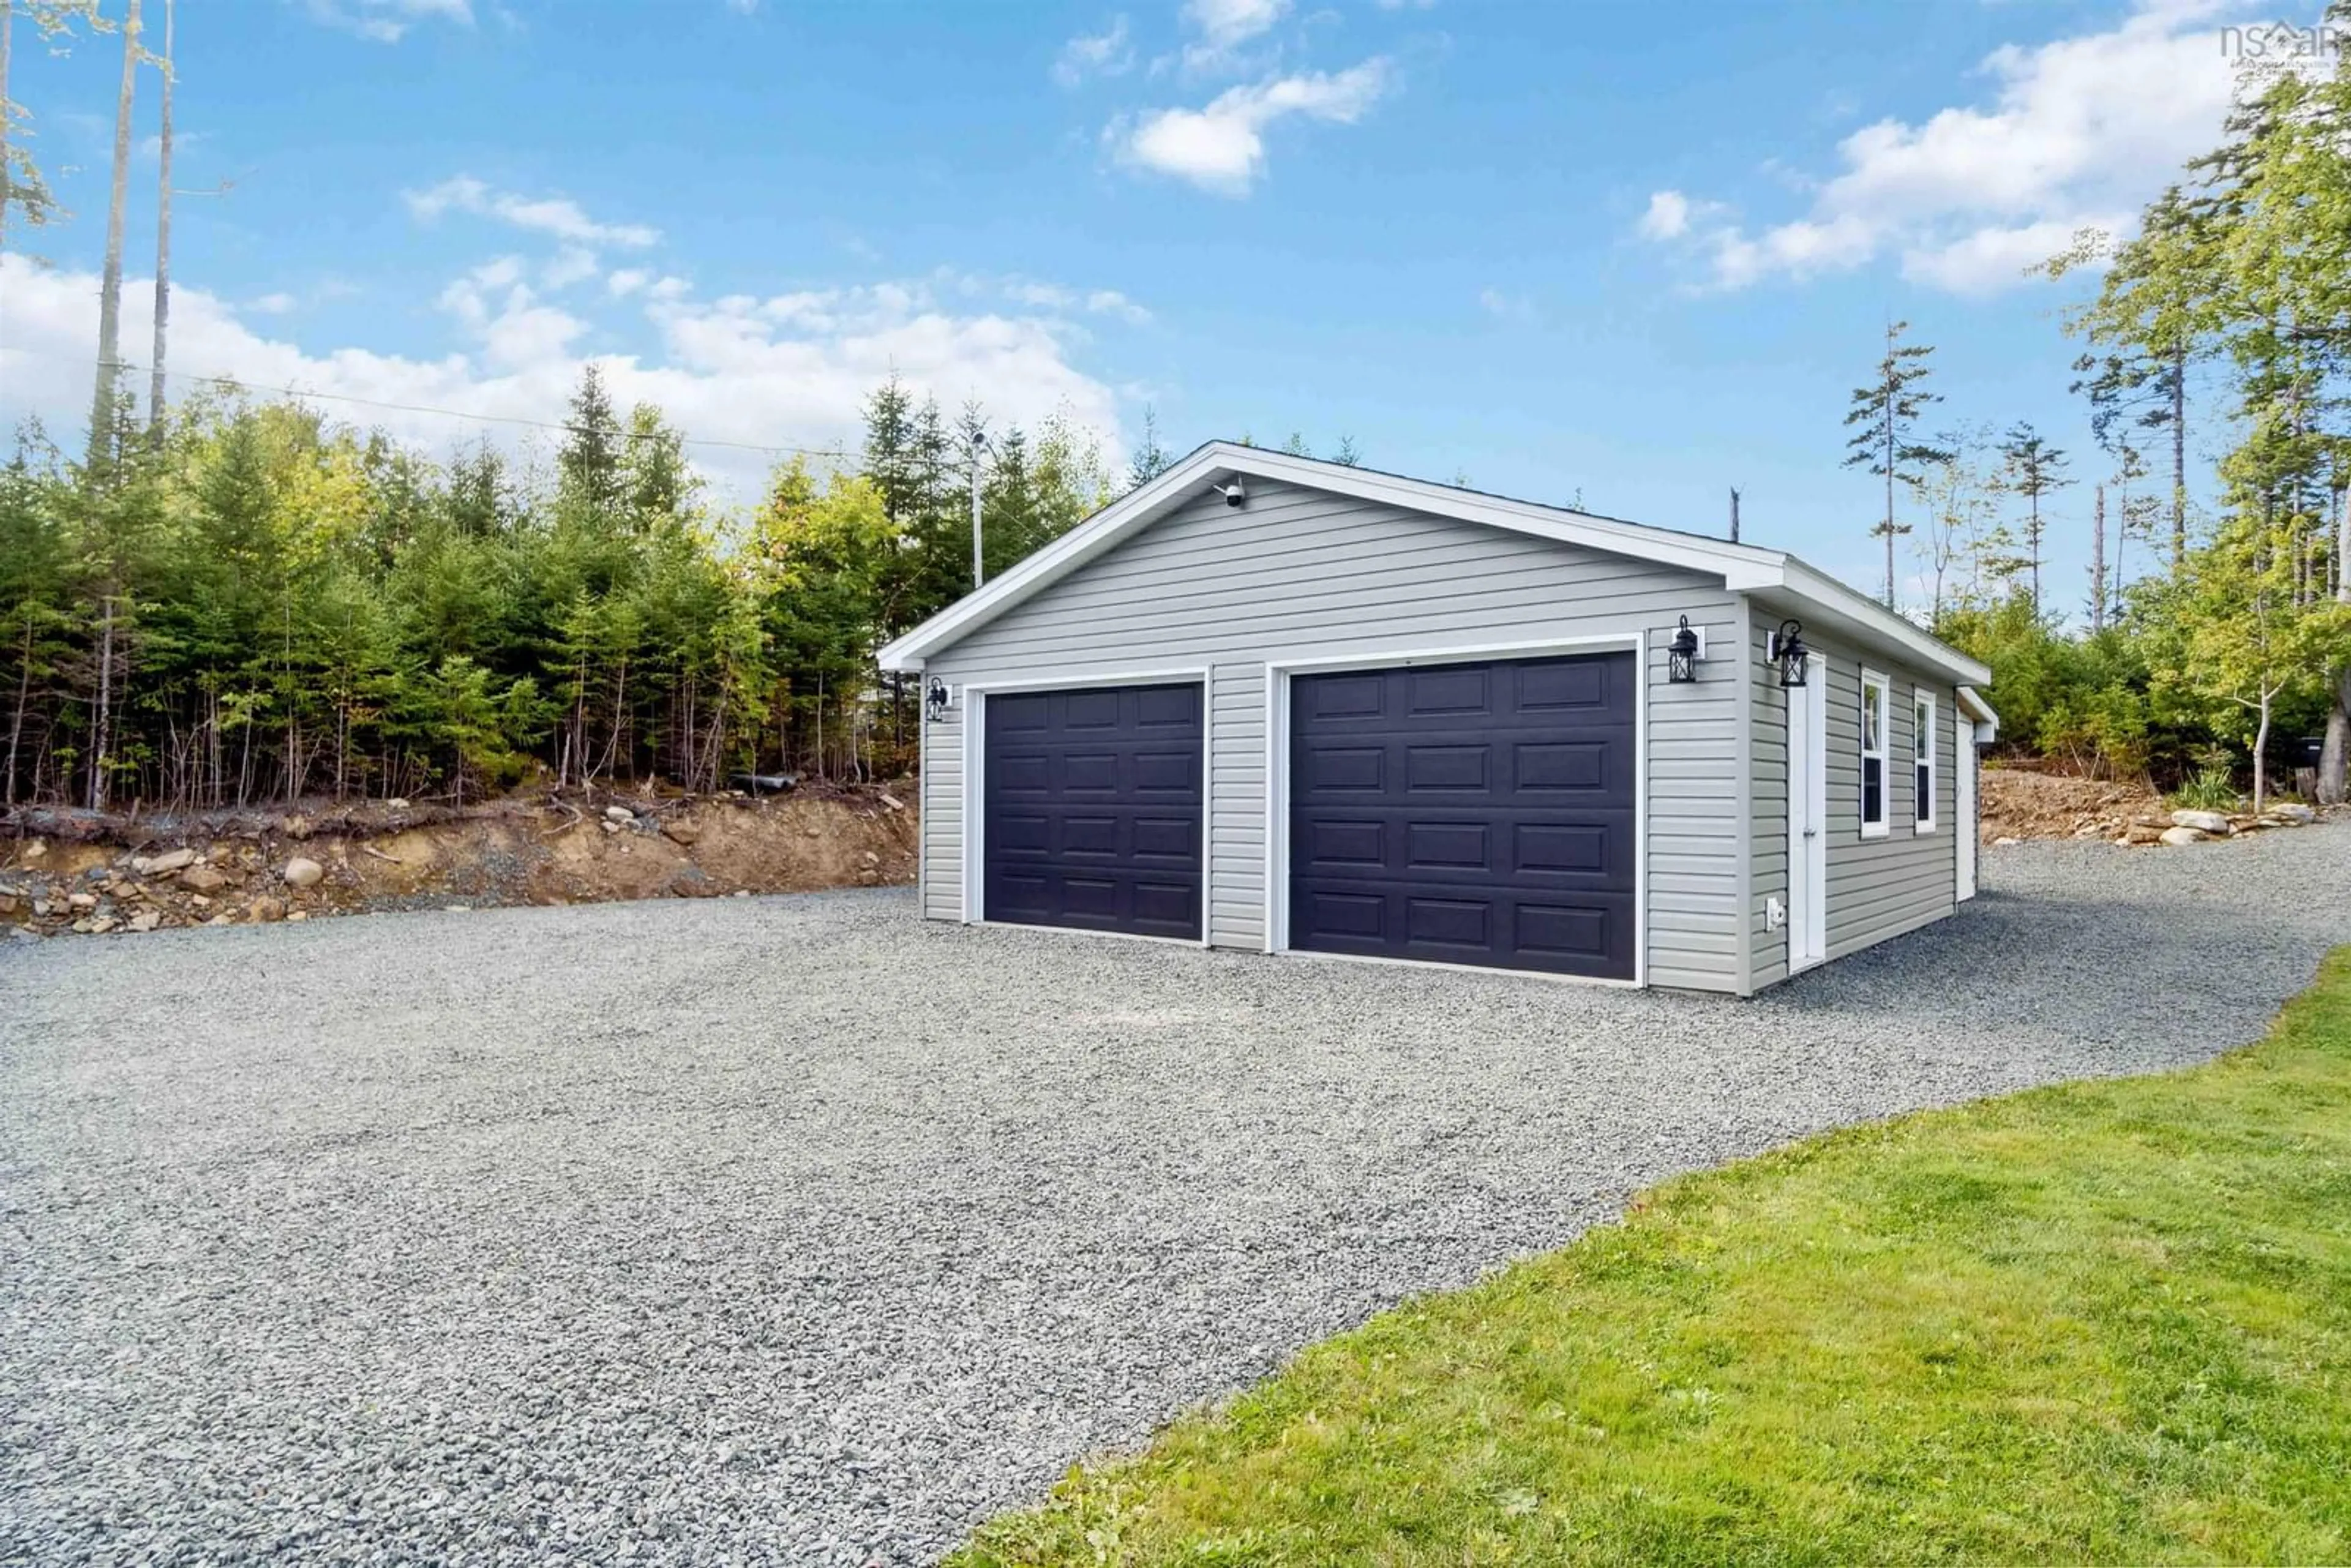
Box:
[924, 676, 951, 724]
[1667, 616, 1701, 684]
[1771, 619, 1810, 688]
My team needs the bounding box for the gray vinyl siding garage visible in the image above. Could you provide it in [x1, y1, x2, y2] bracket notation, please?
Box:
[917, 478, 1743, 986]
[891, 443, 1991, 997]
[1745, 604, 1965, 986]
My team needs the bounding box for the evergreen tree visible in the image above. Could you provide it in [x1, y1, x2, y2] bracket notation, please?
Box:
[1842, 320, 1951, 608]
[1127, 405, 1172, 490]
[1996, 422, 2072, 613]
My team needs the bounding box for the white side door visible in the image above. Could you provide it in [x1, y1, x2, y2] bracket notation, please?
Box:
[1786, 673, 1829, 970]
[1956, 707, 1978, 901]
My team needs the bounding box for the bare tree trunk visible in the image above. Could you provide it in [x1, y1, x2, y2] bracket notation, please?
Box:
[5, 612, 29, 808]
[86, 0, 140, 475]
[2253, 691, 2273, 817]
[2320, 486, 2351, 807]
[147, 0, 172, 443]
[2089, 484, 2105, 636]
[1, 0, 15, 271]
[88, 595, 114, 812]
[2171, 342, 2188, 575]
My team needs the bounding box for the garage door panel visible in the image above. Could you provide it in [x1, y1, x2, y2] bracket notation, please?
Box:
[1408, 897, 1490, 950]
[1408, 666, 1490, 715]
[1302, 817, 1385, 867]
[983, 683, 1202, 940]
[1133, 749, 1202, 793]
[1406, 744, 1490, 792]
[1406, 821, 1491, 871]
[1289, 651, 1635, 980]
[1514, 659, 1610, 712]
[1302, 745, 1384, 791]
[1132, 816, 1197, 861]
[992, 752, 1052, 793]
[1063, 690, 1123, 729]
[1513, 740, 1613, 792]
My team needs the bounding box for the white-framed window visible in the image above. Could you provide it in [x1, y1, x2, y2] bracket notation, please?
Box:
[1859, 668, 1890, 839]
[1913, 689, 1937, 833]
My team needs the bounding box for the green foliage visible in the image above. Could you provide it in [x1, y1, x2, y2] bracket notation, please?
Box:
[956, 948, 2351, 1566]
[2170, 763, 2239, 812]
[1937, 595, 2168, 778]
[0, 369, 1117, 809]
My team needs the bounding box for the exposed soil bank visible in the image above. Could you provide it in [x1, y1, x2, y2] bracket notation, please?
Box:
[0, 786, 918, 938]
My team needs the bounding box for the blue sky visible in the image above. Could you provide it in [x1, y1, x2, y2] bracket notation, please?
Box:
[0, 0, 2312, 615]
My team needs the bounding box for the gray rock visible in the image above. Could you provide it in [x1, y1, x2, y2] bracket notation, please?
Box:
[137, 848, 196, 876]
[178, 865, 229, 895]
[2170, 808, 2233, 835]
[2159, 825, 2208, 846]
[604, 805, 636, 823]
[281, 857, 325, 889]
[2271, 803, 2317, 824]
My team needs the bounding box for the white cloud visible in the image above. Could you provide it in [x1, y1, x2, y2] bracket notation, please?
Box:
[1187, 0, 1288, 48]
[405, 176, 661, 249]
[606, 268, 653, 298]
[1637, 0, 2261, 294]
[299, 0, 472, 44]
[542, 246, 601, 289]
[0, 254, 1127, 499]
[246, 292, 299, 316]
[1637, 190, 1693, 241]
[1054, 17, 1134, 87]
[1175, 0, 1291, 74]
[1114, 58, 1389, 195]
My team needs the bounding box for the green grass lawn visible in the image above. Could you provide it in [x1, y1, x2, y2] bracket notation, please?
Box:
[956, 950, 2351, 1567]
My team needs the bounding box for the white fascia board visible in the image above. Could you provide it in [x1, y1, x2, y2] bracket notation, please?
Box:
[1763, 558, 1993, 688]
[1957, 684, 2001, 741]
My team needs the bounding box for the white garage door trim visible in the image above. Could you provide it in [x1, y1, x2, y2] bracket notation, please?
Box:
[959, 666, 1214, 948]
[1261, 631, 1648, 989]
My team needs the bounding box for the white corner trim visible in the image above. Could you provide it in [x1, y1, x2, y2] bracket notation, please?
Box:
[956, 670, 1213, 941]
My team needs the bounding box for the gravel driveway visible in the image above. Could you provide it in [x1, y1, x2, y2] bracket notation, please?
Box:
[3, 828, 2344, 1565]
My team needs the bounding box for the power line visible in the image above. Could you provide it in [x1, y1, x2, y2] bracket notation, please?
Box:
[83, 357, 853, 460]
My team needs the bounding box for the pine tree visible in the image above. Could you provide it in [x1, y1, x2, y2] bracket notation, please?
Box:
[557, 366, 624, 513]
[1127, 405, 1172, 490]
[1842, 320, 1951, 608]
[1997, 422, 2072, 613]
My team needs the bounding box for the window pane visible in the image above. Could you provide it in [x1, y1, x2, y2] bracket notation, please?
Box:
[1914, 703, 1932, 760]
[1862, 687, 1882, 750]
[1917, 765, 1932, 820]
[1864, 757, 1883, 823]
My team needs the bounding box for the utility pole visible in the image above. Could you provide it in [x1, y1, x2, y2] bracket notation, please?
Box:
[1729, 487, 1741, 544]
[969, 430, 988, 590]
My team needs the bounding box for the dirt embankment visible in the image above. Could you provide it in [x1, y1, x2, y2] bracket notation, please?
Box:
[1979, 765, 2169, 843]
[0, 786, 918, 939]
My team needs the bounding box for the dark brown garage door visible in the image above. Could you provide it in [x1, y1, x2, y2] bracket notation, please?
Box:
[983, 683, 1203, 940]
[1288, 651, 1637, 978]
